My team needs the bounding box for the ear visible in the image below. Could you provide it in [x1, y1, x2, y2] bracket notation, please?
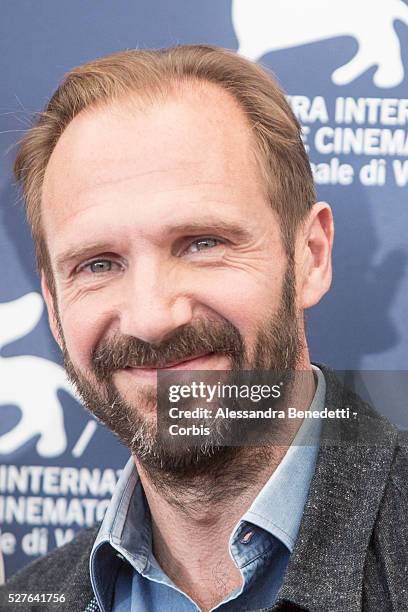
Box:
[41, 272, 63, 350]
[297, 202, 334, 310]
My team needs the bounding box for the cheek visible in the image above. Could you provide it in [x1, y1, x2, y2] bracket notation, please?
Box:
[58, 301, 110, 370]
[193, 268, 284, 342]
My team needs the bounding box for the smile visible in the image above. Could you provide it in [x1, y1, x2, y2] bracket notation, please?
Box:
[122, 353, 231, 380]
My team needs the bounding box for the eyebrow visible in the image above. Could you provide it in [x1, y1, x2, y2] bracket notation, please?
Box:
[162, 220, 252, 242]
[55, 242, 116, 274]
[55, 219, 252, 274]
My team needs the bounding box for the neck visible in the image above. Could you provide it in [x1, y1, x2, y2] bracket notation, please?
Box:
[135, 445, 289, 610]
[133, 366, 316, 610]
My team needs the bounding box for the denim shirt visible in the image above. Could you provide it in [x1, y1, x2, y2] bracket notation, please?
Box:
[90, 366, 325, 611]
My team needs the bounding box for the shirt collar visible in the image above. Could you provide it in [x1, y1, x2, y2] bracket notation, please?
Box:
[91, 454, 138, 551]
[238, 365, 325, 552]
[89, 456, 143, 611]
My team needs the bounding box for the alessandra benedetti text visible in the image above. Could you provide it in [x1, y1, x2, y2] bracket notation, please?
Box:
[168, 406, 351, 420]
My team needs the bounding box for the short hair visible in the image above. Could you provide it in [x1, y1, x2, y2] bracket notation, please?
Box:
[14, 44, 315, 290]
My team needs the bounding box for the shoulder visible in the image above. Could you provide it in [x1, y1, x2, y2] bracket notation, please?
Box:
[0, 524, 99, 609]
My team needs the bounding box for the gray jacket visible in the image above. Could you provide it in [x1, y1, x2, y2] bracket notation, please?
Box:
[1, 367, 407, 611]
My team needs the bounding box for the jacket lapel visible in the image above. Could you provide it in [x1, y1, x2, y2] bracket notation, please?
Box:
[270, 367, 398, 611]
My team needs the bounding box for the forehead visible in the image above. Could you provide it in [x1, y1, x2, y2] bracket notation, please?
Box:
[42, 82, 269, 244]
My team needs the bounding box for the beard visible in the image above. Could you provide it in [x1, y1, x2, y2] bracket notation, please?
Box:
[58, 259, 303, 491]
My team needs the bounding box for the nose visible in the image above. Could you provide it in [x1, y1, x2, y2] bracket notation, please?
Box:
[118, 255, 194, 344]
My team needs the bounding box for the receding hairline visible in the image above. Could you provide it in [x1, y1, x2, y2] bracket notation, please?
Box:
[42, 77, 270, 206]
[47, 75, 262, 153]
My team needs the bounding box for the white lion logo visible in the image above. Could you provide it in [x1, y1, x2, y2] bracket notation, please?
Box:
[0, 292, 77, 457]
[232, 0, 408, 88]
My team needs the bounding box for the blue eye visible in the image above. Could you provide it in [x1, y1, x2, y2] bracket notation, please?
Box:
[86, 260, 114, 273]
[188, 238, 222, 253]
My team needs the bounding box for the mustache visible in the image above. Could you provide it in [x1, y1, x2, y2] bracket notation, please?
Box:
[91, 318, 245, 380]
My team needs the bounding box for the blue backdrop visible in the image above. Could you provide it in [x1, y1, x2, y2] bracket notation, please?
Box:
[1, 0, 407, 578]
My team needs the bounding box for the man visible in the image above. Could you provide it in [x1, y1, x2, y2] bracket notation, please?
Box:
[1, 45, 407, 611]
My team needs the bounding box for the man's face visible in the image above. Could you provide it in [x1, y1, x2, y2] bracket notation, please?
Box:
[41, 84, 304, 471]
